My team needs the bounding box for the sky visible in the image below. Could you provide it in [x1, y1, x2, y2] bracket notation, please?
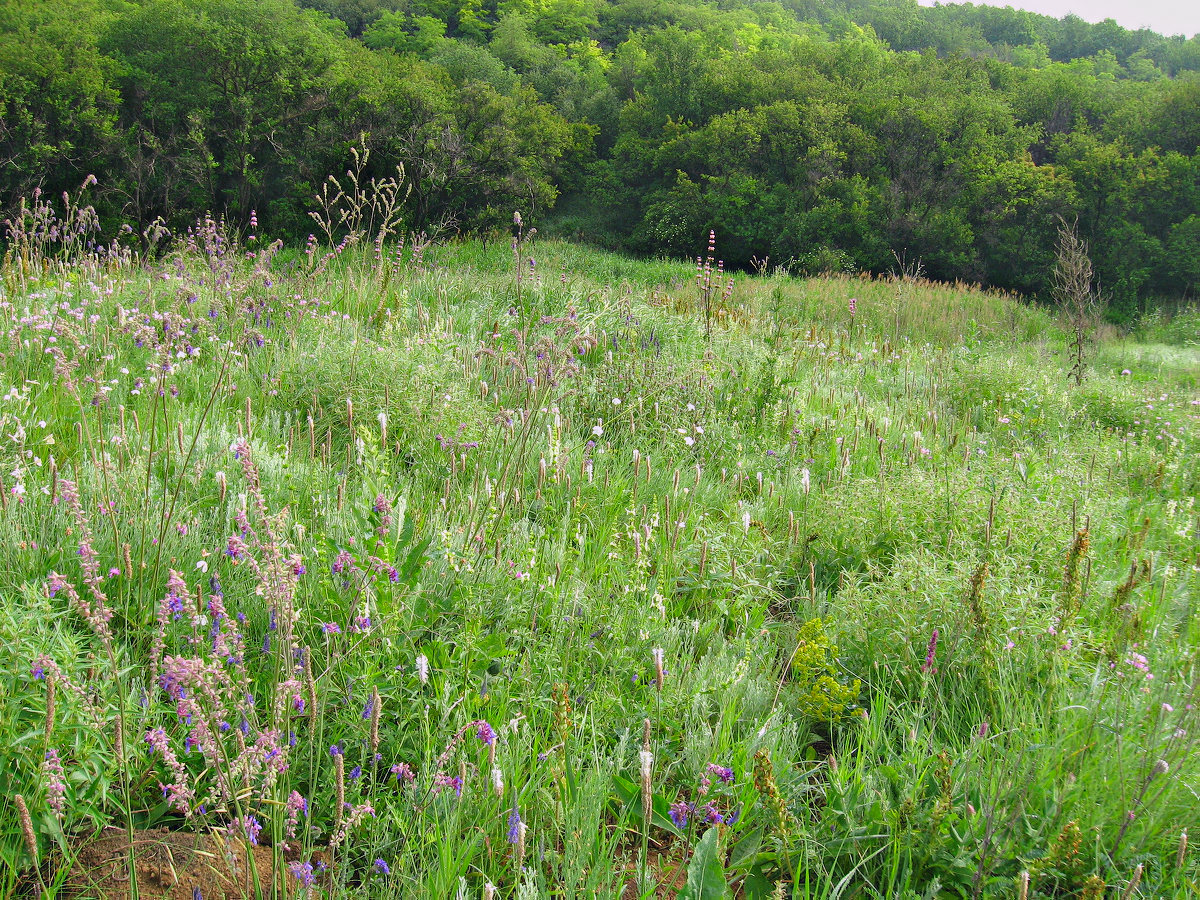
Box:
[915, 0, 1200, 37]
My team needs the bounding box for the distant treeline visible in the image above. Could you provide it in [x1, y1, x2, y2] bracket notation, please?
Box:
[2, 0, 1198, 316]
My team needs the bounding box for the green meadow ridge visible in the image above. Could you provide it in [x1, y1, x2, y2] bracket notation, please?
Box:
[0, 220, 1197, 897]
[2, 0, 1199, 318]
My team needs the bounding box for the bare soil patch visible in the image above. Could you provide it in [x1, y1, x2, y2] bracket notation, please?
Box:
[63, 827, 283, 900]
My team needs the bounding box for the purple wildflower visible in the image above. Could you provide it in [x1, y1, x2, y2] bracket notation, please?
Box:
[668, 799, 690, 829]
[289, 862, 315, 887]
[706, 764, 735, 784]
[434, 773, 464, 798]
[702, 802, 724, 824]
[391, 763, 415, 784]
[507, 801, 522, 842]
[922, 629, 939, 673]
[474, 720, 496, 746]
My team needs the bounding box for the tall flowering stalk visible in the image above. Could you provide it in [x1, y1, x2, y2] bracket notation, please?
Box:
[51, 479, 113, 643]
[921, 629, 939, 674]
[228, 437, 306, 655]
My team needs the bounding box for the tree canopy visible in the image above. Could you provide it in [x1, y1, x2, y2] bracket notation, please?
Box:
[3, 0, 1198, 315]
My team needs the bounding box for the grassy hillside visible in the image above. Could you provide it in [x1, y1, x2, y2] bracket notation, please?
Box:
[1, 216, 1198, 898]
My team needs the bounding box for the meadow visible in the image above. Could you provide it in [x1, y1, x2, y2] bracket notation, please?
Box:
[1, 190, 1198, 899]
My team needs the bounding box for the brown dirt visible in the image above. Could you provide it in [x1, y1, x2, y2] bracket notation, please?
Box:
[617, 847, 689, 899]
[63, 827, 289, 900]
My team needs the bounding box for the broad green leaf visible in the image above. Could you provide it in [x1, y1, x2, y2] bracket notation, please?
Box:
[676, 827, 730, 900]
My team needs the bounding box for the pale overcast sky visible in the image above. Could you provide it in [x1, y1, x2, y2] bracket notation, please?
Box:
[916, 0, 1200, 37]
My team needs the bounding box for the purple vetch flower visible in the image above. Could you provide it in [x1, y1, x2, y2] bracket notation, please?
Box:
[322, 622, 341, 635]
[374, 859, 390, 875]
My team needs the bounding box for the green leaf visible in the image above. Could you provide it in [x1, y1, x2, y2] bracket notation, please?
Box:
[676, 827, 730, 900]
[741, 870, 775, 900]
[726, 826, 763, 872]
[611, 774, 683, 837]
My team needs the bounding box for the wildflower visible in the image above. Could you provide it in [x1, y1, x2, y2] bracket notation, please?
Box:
[374, 859, 390, 875]
[474, 720, 496, 746]
[416, 654, 429, 684]
[321, 622, 340, 635]
[331, 550, 354, 575]
[921, 629, 939, 673]
[702, 802, 724, 824]
[391, 762, 415, 784]
[285, 791, 308, 839]
[289, 861, 315, 887]
[706, 764, 735, 784]
[43, 749, 66, 821]
[507, 801, 522, 842]
[232, 815, 263, 846]
[434, 773, 463, 797]
[669, 800, 690, 829]
[848, 297, 857, 316]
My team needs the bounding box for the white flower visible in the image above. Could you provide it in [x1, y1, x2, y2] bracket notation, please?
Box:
[416, 654, 429, 684]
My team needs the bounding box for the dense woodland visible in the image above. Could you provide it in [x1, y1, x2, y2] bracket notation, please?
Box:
[2, 0, 1199, 317]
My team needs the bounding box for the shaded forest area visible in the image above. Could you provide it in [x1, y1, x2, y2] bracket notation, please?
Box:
[2, 0, 1198, 317]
